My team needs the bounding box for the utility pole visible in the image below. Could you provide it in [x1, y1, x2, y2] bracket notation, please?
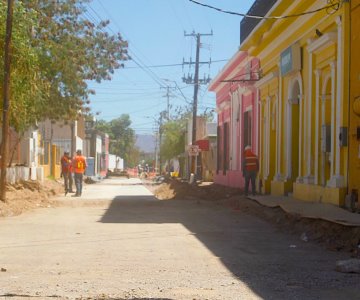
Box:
[160, 85, 176, 120]
[183, 30, 212, 177]
[0, 0, 14, 202]
[158, 111, 166, 174]
[154, 130, 159, 175]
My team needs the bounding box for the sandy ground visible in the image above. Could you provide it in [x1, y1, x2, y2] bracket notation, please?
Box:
[0, 177, 359, 300]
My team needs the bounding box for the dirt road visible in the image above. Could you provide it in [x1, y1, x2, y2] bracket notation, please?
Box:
[0, 178, 359, 300]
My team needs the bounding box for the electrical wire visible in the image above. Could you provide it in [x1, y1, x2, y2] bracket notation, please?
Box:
[94, 0, 169, 89]
[188, 0, 341, 19]
[87, 2, 165, 88]
[99, 99, 168, 119]
[123, 59, 228, 69]
[82, 9, 138, 87]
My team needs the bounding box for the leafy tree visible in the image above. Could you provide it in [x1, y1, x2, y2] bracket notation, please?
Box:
[159, 103, 215, 162]
[20, 0, 129, 121]
[0, 0, 129, 164]
[0, 1, 48, 166]
[95, 114, 139, 167]
[160, 109, 189, 161]
[0, 2, 45, 132]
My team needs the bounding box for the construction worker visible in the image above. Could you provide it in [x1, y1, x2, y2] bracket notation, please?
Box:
[60, 151, 74, 195]
[73, 149, 87, 197]
[242, 145, 259, 197]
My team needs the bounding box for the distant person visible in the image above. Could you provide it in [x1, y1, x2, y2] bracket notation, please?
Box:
[242, 145, 259, 196]
[60, 151, 74, 195]
[137, 164, 142, 177]
[73, 149, 87, 197]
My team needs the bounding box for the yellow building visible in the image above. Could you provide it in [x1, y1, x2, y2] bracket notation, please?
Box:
[349, 0, 360, 201]
[240, 0, 351, 205]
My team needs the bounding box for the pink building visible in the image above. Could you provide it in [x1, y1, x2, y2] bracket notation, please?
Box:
[209, 51, 260, 188]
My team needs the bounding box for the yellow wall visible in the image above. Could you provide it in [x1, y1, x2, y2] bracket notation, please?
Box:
[349, 0, 360, 194]
[39, 142, 61, 179]
[242, 0, 349, 204]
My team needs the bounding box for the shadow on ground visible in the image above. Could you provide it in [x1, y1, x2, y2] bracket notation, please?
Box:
[98, 189, 360, 300]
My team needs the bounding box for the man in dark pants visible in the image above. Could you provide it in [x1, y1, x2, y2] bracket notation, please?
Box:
[242, 145, 259, 196]
[72, 149, 87, 197]
[60, 151, 73, 195]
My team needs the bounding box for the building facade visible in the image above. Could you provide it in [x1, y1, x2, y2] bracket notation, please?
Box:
[240, 0, 351, 205]
[209, 51, 260, 188]
[348, 0, 360, 201]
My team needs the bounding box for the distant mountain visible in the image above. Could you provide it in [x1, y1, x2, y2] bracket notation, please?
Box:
[135, 134, 156, 153]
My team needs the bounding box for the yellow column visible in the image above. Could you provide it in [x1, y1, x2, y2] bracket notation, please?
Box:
[51, 145, 57, 177]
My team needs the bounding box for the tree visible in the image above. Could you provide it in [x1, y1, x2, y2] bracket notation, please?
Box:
[159, 104, 215, 161]
[95, 114, 139, 167]
[0, 0, 129, 200]
[21, 0, 129, 121]
[1, 0, 129, 133]
[0, 1, 47, 167]
[160, 109, 189, 161]
[0, 0, 14, 202]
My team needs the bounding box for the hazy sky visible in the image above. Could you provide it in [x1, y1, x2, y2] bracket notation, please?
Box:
[86, 0, 254, 134]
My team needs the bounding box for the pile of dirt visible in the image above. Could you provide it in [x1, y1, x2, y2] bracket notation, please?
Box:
[223, 196, 360, 255]
[152, 178, 241, 201]
[0, 179, 63, 217]
[151, 179, 360, 256]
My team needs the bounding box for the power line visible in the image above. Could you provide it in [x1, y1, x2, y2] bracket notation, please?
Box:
[82, 8, 139, 87]
[86, 2, 165, 87]
[122, 59, 228, 69]
[94, 0, 169, 88]
[87, 2, 199, 109]
[188, 0, 341, 19]
[99, 99, 168, 119]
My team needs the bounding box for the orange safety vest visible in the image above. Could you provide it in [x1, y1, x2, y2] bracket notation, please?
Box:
[61, 156, 71, 173]
[73, 155, 87, 174]
[244, 150, 259, 172]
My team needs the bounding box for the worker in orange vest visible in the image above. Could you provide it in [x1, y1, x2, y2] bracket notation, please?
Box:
[60, 151, 74, 195]
[72, 149, 87, 197]
[242, 145, 259, 197]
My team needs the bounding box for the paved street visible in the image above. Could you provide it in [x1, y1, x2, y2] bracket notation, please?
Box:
[0, 178, 359, 300]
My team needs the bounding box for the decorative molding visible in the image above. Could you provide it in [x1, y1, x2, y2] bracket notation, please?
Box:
[254, 71, 279, 88]
[307, 32, 337, 53]
[254, 1, 325, 60]
[314, 69, 322, 77]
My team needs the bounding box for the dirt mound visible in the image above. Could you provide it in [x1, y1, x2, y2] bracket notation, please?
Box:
[0, 179, 63, 217]
[152, 178, 241, 201]
[221, 196, 360, 255]
[151, 179, 360, 255]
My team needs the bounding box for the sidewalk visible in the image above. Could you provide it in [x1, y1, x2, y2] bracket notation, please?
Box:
[248, 195, 360, 227]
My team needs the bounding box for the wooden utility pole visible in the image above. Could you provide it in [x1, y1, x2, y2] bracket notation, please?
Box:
[0, 0, 14, 202]
[183, 31, 212, 177]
